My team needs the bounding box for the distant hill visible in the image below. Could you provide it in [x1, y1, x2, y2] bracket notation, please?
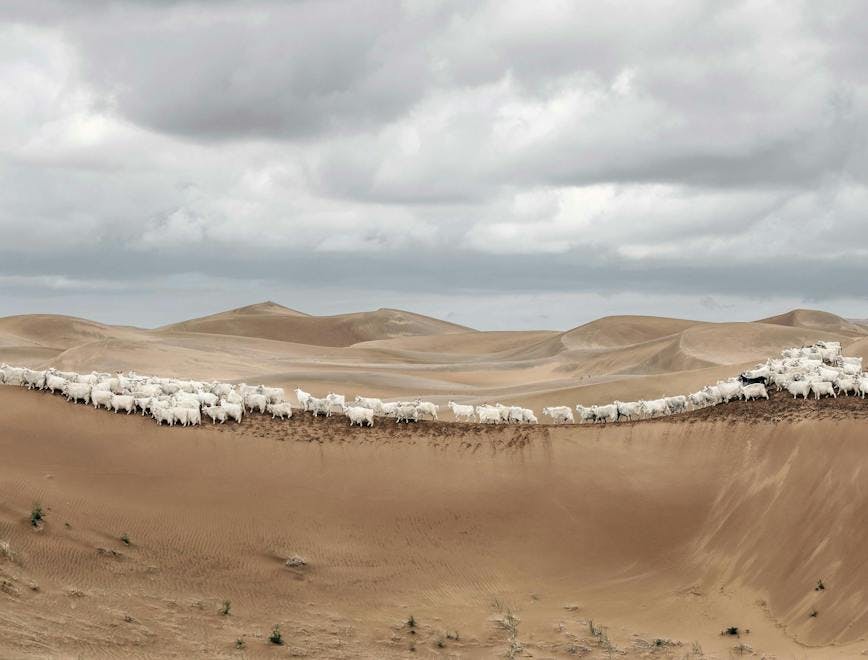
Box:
[559, 315, 704, 349]
[757, 309, 868, 336]
[161, 301, 475, 347]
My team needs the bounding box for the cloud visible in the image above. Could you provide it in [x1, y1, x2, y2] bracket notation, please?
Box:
[0, 1, 867, 327]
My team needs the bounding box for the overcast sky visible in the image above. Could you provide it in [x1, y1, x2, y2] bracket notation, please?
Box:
[1, 1, 867, 329]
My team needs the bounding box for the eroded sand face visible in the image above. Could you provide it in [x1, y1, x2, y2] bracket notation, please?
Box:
[3, 387, 868, 658]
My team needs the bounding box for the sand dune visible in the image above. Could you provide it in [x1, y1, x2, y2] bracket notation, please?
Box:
[162, 301, 473, 347]
[3, 305, 868, 657]
[758, 308, 868, 336]
[2, 387, 867, 658]
[2, 305, 865, 410]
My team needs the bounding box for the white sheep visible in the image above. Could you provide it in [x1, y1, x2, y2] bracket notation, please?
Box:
[448, 401, 475, 422]
[344, 405, 374, 427]
[543, 406, 573, 424]
[267, 402, 293, 419]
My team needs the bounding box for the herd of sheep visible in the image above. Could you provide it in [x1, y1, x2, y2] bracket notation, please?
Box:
[538, 340, 863, 424]
[0, 340, 861, 428]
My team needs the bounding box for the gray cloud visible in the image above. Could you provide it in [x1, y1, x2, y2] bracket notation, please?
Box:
[1, 1, 867, 328]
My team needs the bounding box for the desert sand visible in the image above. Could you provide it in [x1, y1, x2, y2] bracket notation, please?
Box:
[2, 303, 868, 657]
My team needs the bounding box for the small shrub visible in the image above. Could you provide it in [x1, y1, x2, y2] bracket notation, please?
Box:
[220, 600, 231, 616]
[0, 541, 14, 562]
[235, 638, 246, 649]
[436, 637, 445, 648]
[30, 503, 44, 527]
[120, 533, 130, 546]
[446, 630, 459, 641]
[809, 608, 818, 618]
[500, 610, 519, 638]
[722, 626, 739, 636]
[268, 624, 283, 645]
[815, 579, 825, 591]
[407, 615, 416, 629]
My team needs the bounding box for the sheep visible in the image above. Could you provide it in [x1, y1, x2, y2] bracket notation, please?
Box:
[664, 395, 687, 414]
[308, 397, 331, 417]
[22, 369, 46, 390]
[91, 389, 114, 410]
[203, 405, 228, 424]
[575, 404, 596, 424]
[507, 406, 525, 424]
[326, 393, 345, 413]
[267, 402, 293, 419]
[344, 405, 374, 427]
[244, 393, 268, 414]
[381, 401, 400, 417]
[835, 376, 859, 396]
[786, 381, 811, 399]
[477, 407, 501, 424]
[152, 407, 175, 426]
[354, 396, 385, 414]
[171, 407, 191, 426]
[260, 386, 285, 404]
[414, 401, 439, 420]
[716, 381, 742, 403]
[161, 382, 180, 395]
[639, 399, 669, 418]
[810, 381, 836, 399]
[294, 387, 312, 411]
[395, 404, 418, 424]
[592, 404, 618, 424]
[448, 401, 475, 422]
[186, 407, 202, 426]
[211, 383, 232, 397]
[615, 400, 642, 421]
[110, 394, 136, 414]
[1, 366, 25, 386]
[44, 374, 67, 394]
[543, 406, 573, 424]
[63, 382, 91, 405]
[687, 391, 709, 408]
[740, 383, 769, 400]
[196, 392, 219, 406]
[219, 402, 244, 423]
[522, 409, 538, 424]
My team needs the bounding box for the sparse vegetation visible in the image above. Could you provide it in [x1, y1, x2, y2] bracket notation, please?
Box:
[268, 624, 283, 645]
[0, 541, 15, 563]
[435, 637, 445, 648]
[120, 533, 130, 546]
[497, 610, 522, 659]
[220, 599, 231, 616]
[816, 579, 825, 591]
[686, 641, 704, 659]
[722, 626, 739, 636]
[407, 614, 416, 629]
[810, 608, 818, 618]
[499, 610, 519, 638]
[30, 503, 44, 527]
[235, 638, 246, 649]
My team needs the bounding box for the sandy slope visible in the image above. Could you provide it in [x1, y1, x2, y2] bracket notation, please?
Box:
[2, 388, 868, 658]
[2, 304, 863, 415]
